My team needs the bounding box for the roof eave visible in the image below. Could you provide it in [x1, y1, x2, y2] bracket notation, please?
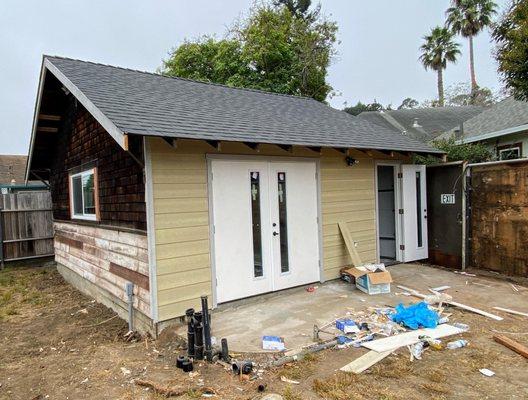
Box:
[456, 123, 528, 144]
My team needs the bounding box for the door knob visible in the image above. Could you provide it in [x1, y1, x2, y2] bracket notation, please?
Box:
[273, 231, 279, 236]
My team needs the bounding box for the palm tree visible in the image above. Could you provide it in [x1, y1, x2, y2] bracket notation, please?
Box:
[446, 0, 497, 94]
[419, 27, 461, 107]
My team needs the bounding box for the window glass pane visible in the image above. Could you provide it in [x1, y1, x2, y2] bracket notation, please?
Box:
[415, 171, 423, 248]
[72, 176, 83, 215]
[82, 172, 96, 215]
[277, 172, 289, 273]
[250, 171, 263, 278]
[500, 148, 520, 160]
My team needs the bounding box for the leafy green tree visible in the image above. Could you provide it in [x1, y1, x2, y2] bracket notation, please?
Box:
[419, 27, 461, 107]
[274, 0, 315, 19]
[492, 0, 528, 101]
[445, 82, 496, 106]
[414, 137, 492, 164]
[446, 0, 497, 94]
[343, 101, 385, 116]
[162, 2, 337, 102]
[398, 98, 419, 109]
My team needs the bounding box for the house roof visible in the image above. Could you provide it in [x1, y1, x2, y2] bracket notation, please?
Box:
[457, 97, 528, 143]
[0, 155, 28, 184]
[34, 56, 440, 154]
[358, 106, 484, 142]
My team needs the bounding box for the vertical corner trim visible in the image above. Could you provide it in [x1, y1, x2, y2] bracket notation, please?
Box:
[144, 137, 159, 323]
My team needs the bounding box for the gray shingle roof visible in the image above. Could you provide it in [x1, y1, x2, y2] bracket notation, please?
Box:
[358, 106, 484, 143]
[44, 56, 439, 153]
[461, 96, 528, 139]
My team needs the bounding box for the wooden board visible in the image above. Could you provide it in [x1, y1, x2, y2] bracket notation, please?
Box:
[340, 350, 393, 373]
[493, 306, 528, 318]
[362, 324, 465, 352]
[493, 334, 528, 359]
[338, 221, 363, 267]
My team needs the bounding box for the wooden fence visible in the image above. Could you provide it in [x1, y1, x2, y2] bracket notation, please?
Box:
[469, 160, 528, 277]
[0, 190, 54, 267]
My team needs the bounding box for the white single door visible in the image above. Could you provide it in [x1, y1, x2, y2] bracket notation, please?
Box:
[269, 161, 320, 291]
[211, 159, 320, 303]
[211, 160, 273, 303]
[401, 164, 428, 261]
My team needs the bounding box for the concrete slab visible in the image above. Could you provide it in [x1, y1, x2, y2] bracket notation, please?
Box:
[181, 264, 528, 352]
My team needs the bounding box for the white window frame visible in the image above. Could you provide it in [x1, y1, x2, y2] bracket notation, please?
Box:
[499, 146, 521, 160]
[69, 168, 98, 221]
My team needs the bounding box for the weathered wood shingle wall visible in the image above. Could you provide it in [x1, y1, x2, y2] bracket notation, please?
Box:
[54, 222, 151, 318]
[470, 161, 528, 277]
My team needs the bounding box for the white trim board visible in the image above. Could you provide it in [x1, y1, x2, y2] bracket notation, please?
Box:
[362, 324, 465, 353]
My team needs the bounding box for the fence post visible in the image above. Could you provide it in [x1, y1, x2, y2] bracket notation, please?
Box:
[0, 207, 4, 270]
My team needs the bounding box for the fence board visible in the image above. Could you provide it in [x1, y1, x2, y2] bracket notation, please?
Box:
[0, 191, 54, 266]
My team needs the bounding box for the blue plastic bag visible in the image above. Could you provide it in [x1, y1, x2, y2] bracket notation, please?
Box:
[391, 302, 439, 330]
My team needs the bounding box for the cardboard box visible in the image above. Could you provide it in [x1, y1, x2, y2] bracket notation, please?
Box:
[336, 319, 360, 334]
[342, 266, 392, 295]
[262, 335, 285, 351]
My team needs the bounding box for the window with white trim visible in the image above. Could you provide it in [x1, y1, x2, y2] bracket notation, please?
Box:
[70, 168, 98, 220]
[499, 147, 521, 160]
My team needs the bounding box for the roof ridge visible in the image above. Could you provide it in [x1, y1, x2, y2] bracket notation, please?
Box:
[43, 55, 315, 101]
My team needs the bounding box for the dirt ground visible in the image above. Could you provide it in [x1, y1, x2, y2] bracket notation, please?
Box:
[1, 264, 528, 400]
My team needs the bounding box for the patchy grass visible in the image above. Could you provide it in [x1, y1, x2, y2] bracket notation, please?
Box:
[282, 385, 303, 400]
[0, 266, 56, 320]
[280, 353, 319, 381]
[370, 355, 414, 379]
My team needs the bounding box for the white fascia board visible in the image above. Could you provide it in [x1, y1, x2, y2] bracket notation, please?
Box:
[43, 58, 127, 149]
[456, 123, 528, 144]
[25, 60, 48, 182]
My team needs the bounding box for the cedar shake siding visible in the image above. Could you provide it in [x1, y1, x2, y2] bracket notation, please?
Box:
[49, 101, 146, 231]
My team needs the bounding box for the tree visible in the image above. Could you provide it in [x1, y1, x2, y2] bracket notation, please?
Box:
[161, 2, 337, 102]
[492, 0, 528, 101]
[419, 27, 461, 107]
[444, 82, 496, 106]
[446, 0, 497, 94]
[414, 137, 492, 164]
[398, 97, 419, 109]
[343, 100, 385, 116]
[274, 0, 315, 19]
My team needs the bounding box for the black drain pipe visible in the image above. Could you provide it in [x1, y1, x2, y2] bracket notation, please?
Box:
[185, 308, 195, 358]
[201, 295, 213, 361]
[194, 311, 204, 360]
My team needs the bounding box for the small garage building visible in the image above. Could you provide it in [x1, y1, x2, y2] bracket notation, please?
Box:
[26, 56, 442, 334]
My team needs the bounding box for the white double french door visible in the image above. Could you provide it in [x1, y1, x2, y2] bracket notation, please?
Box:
[210, 158, 320, 304]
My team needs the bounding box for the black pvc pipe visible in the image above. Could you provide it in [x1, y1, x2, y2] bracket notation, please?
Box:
[185, 308, 195, 358]
[221, 338, 229, 362]
[201, 295, 212, 361]
[194, 322, 204, 360]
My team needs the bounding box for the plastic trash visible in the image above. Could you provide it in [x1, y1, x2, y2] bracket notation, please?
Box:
[453, 322, 470, 332]
[391, 302, 439, 330]
[410, 341, 425, 359]
[438, 316, 449, 324]
[447, 339, 468, 349]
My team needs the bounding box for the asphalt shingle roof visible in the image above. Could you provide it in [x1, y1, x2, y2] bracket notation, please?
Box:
[461, 96, 528, 138]
[358, 106, 484, 142]
[45, 56, 439, 153]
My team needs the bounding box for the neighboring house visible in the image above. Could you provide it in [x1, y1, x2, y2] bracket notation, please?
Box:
[0, 154, 46, 193]
[452, 97, 528, 160]
[0, 155, 27, 184]
[357, 106, 484, 143]
[26, 56, 441, 335]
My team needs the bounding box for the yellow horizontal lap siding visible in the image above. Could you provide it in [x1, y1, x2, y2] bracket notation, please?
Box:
[148, 137, 386, 321]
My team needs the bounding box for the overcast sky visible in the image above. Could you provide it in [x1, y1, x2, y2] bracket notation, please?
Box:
[0, 0, 508, 155]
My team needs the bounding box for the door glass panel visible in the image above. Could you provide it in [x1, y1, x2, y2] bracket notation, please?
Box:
[277, 172, 290, 273]
[250, 171, 263, 277]
[415, 171, 423, 248]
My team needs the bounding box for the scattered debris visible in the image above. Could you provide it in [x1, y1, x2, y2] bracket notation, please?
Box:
[479, 368, 495, 377]
[336, 319, 360, 334]
[431, 285, 450, 292]
[391, 302, 439, 329]
[397, 285, 503, 321]
[341, 265, 392, 295]
[511, 284, 519, 292]
[280, 376, 299, 384]
[446, 339, 468, 350]
[120, 367, 131, 376]
[454, 271, 477, 277]
[262, 336, 285, 351]
[492, 306, 528, 318]
[135, 379, 216, 397]
[306, 286, 318, 292]
[493, 334, 528, 359]
[362, 324, 465, 353]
